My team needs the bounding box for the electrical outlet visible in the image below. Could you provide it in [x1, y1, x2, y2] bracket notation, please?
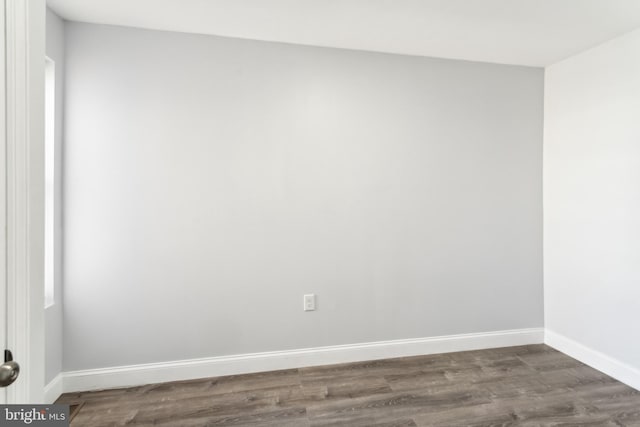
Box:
[304, 294, 316, 311]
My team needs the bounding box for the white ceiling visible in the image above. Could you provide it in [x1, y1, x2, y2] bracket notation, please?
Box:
[48, 0, 640, 67]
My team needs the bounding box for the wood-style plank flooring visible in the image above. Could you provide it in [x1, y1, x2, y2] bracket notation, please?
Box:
[56, 345, 640, 426]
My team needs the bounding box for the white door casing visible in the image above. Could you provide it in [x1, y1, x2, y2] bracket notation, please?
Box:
[0, 0, 6, 405]
[4, 0, 46, 404]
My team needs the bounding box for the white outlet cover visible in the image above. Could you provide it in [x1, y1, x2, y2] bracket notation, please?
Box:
[304, 294, 316, 311]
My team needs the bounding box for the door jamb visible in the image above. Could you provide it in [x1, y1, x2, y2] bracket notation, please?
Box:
[0, 0, 6, 405]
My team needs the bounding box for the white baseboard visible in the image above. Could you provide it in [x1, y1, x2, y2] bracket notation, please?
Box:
[44, 373, 63, 403]
[545, 330, 640, 391]
[60, 328, 543, 393]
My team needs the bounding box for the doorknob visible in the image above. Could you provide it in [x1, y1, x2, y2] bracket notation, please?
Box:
[0, 350, 20, 387]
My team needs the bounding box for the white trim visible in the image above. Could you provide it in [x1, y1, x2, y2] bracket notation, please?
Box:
[5, 0, 46, 404]
[545, 330, 640, 391]
[60, 328, 543, 393]
[44, 374, 63, 403]
[4, 0, 31, 404]
[0, 0, 8, 406]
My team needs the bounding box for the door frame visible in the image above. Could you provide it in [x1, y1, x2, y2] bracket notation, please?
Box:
[0, 0, 6, 406]
[4, 0, 46, 404]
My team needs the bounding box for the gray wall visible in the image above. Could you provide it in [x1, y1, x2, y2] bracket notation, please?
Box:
[544, 28, 640, 371]
[45, 7, 65, 384]
[63, 22, 544, 371]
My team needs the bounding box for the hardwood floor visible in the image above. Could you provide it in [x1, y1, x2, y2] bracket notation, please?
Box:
[56, 345, 640, 426]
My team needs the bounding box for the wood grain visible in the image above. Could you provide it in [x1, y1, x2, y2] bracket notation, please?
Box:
[56, 345, 640, 426]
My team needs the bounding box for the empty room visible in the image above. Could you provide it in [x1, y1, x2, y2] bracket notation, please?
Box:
[0, 0, 639, 425]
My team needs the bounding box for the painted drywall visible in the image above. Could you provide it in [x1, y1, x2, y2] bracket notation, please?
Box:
[44, 7, 65, 385]
[63, 22, 543, 371]
[545, 28, 640, 374]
